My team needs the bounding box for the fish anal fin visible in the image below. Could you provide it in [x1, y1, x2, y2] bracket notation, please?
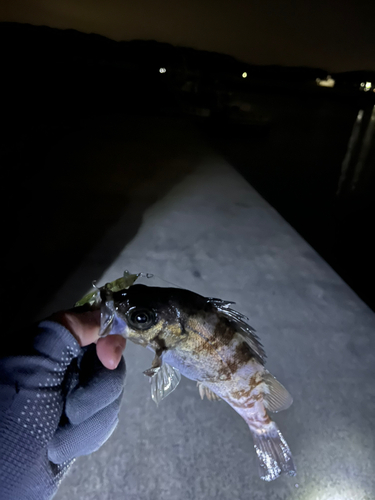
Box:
[263, 370, 293, 413]
[197, 382, 221, 401]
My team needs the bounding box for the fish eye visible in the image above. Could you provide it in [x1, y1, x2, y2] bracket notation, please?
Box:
[127, 308, 155, 330]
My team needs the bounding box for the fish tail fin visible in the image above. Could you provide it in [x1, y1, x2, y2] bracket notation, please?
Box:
[249, 421, 296, 481]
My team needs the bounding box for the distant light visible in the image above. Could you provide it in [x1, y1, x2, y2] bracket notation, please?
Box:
[360, 82, 365, 87]
[364, 81, 372, 91]
[159, 68, 166, 74]
[317, 75, 335, 88]
[242, 72, 247, 78]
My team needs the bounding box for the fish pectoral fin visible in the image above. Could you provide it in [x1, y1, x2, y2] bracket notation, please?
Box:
[143, 366, 159, 377]
[146, 363, 181, 405]
[262, 370, 293, 413]
[196, 382, 221, 401]
[143, 354, 163, 377]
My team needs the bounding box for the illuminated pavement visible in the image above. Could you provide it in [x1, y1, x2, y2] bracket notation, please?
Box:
[48, 120, 375, 500]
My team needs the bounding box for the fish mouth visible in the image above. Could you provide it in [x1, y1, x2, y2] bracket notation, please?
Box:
[100, 309, 130, 338]
[99, 288, 129, 338]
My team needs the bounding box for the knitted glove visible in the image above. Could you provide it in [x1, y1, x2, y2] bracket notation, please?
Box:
[0, 320, 126, 500]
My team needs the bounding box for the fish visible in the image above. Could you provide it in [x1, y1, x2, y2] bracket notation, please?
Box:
[96, 281, 296, 482]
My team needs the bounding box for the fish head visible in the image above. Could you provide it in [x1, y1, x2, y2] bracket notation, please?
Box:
[111, 284, 208, 350]
[104, 284, 265, 366]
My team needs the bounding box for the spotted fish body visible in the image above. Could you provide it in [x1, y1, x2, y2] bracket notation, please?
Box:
[100, 284, 296, 481]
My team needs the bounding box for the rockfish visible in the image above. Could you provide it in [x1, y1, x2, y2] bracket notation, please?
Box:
[97, 281, 296, 481]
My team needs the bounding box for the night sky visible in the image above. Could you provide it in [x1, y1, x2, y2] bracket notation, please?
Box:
[1, 0, 375, 72]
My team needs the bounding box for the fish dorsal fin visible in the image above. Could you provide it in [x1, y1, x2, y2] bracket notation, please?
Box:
[197, 382, 221, 401]
[145, 363, 181, 405]
[262, 370, 293, 413]
[208, 298, 266, 364]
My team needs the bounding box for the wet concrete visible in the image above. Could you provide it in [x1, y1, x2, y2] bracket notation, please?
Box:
[30, 117, 375, 500]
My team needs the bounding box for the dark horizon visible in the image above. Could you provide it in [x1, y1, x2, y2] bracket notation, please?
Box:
[1, 0, 375, 73]
[2, 21, 375, 85]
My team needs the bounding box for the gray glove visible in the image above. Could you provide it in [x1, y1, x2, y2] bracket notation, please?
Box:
[0, 320, 126, 500]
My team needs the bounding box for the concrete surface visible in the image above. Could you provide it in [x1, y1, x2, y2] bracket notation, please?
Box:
[39, 122, 375, 500]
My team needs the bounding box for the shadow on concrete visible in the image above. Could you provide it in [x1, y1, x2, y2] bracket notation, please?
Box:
[3, 114, 202, 332]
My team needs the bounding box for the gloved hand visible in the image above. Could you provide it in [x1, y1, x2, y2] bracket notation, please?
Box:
[49, 342, 125, 465]
[0, 312, 126, 500]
